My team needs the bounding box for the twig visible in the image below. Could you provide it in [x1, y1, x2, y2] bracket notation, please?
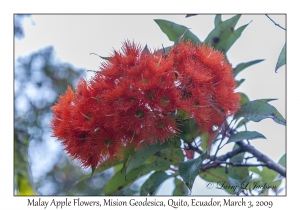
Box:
[202, 146, 245, 170]
[201, 141, 286, 178]
[187, 143, 203, 154]
[265, 14, 286, 30]
[215, 160, 268, 167]
[236, 140, 286, 177]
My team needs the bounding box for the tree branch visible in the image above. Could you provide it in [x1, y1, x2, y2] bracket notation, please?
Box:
[265, 14, 286, 30]
[187, 143, 203, 154]
[215, 161, 268, 167]
[187, 137, 286, 178]
[198, 141, 286, 178]
[236, 141, 286, 177]
[202, 146, 245, 170]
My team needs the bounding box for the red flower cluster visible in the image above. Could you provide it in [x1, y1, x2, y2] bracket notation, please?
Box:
[51, 40, 240, 168]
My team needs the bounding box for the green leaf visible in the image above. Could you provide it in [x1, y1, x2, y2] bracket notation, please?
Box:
[239, 92, 249, 106]
[69, 159, 123, 190]
[125, 137, 181, 175]
[216, 23, 250, 53]
[275, 43, 286, 72]
[278, 154, 286, 168]
[260, 167, 278, 183]
[154, 19, 201, 45]
[235, 118, 250, 129]
[177, 109, 191, 120]
[200, 133, 209, 151]
[159, 147, 184, 166]
[140, 171, 166, 195]
[249, 166, 278, 183]
[270, 180, 282, 193]
[258, 98, 278, 103]
[234, 59, 265, 77]
[234, 99, 286, 126]
[173, 178, 189, 195]
[179, 152, 207, 190]
[204, 15, 247, 53]
[90, 53, 110, 60]
[227, 131, 266, 144]
[148, 172, 171, 195]
[144, 147, 184, 172]
[228, 173, 252, 195]
[235, 78, 245, 88]
[228, 165, 249, 181]
[178, 119, 200, 143]
[200, 166, 235, 194]
[230, 144, 245, 163]
[105, 165, 146, 195]
[214, 14, 222, 27]
[174, 29, 189, 46]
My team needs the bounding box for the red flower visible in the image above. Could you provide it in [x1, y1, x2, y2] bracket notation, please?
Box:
[170, 40, 240, 133]
[51, 40, 240, 169]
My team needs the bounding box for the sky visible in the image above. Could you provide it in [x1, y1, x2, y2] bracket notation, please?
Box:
[14, 14, 286, 196]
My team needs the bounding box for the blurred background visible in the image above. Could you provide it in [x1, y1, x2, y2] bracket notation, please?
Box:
[14, 14, 286, 195]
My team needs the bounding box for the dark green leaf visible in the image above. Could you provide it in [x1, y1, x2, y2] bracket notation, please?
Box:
[278, 154, 286, 168]
[258, 98, 278, 103]
[200, 133, 209, 151]
[228, 173, 253, 195]
[199, 166, 235, 194]
[174, 29, 189, 46]
[259, 188, 269, 195]
[145, 157, 171, 172]
[205, 15, 241, 44]
[234, 99, 286, 126]
[260, 167, 278, 183]
[248, 167, 261, 176]
[235, 118, 250, 129]
[144, 147, 185, 172]
[239, 92, 249, 106]
[90, 53, 111, 60]
[230, 144, 244, 163]
[204, 15, 246, 53]
[214, 14, 222, 27]
[177, 109, 191, 120]
[235, 78, 245, 88]
[227, 176, 240, 194]
[234, 59, 265, 77]
[270, 180, 282, 193]
[154, 19, 201, 45]
[216, 23, 250, 53]
[227, 131, 266, 144]
[275, 43, 286, 72]
[179, 152, 207, 189]
[149, 172, 171, 195]
[173, 178, 189, 195]
[178, 119, 200, 143]
[249, 166, 278, 183]
[228, 166, 249, 180]
[125, 137, 181, 175]
[105, 165, 146, 195]
[140, 171, 166, 195]
[159, 147, 184, 166]
[200, 167, 227, 182]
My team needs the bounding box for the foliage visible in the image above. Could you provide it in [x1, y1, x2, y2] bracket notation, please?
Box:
[14, 15, 286, 196]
